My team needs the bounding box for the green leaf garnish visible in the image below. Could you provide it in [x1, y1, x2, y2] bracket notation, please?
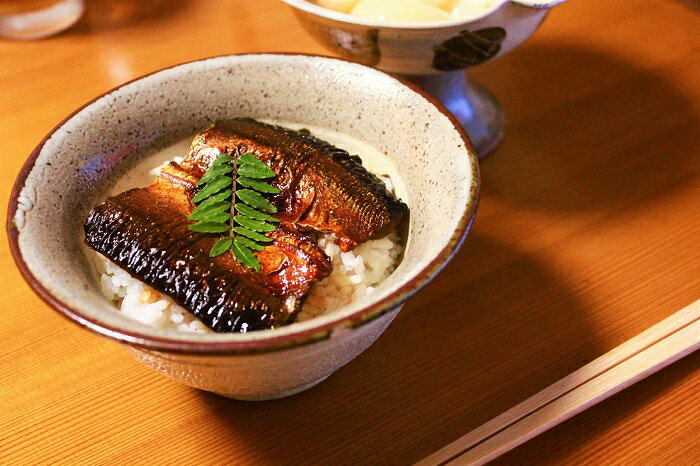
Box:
[196, 164, 232, 186]
[187, 152, 280, 272]
[191, 175, 233, 203]
[210, 237, 233, 257]
[193, 190, 232, 210]
[238, 164, 276, 179]
[211, 153, 233, 166]
[235, 236, 265, 251]
[236, 153, 264, 166]
[207, 212, 231, 224]
[188, 200, 229, 221]
[231, 240, 260, 272]
[237, 189, 277, 213]
[235, 203, 280, 222]
[236, 176, 280, 194]
[189, 222, 229, 233]
[234, 215, 276, 232]
[232, 226, 274, 243]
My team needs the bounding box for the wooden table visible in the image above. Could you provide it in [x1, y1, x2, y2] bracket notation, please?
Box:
[1, 0, 698, 464]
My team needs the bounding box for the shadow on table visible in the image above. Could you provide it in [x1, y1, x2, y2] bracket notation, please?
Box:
[196, 233, 605, 465]
[70, 0, 192, 33]
[672, 0, 700, 12]
[473, 44, 699, 212]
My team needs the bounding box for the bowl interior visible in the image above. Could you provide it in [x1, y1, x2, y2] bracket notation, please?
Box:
[282, 0, 511, 29]
[283, 1, 554, 76]
[9, 54, 477, 349]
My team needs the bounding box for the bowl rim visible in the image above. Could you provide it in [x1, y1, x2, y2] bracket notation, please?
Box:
[281, 0, 512, 29]
[6, 52, 480, 355]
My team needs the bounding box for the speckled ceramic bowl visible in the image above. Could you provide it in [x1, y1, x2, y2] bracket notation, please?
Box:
[7, 54, 479, 400]
[282, 0, 566, 157]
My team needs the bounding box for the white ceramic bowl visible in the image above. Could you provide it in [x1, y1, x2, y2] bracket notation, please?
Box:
[282, 0, 564, 75]
[8, 54, 479, 400]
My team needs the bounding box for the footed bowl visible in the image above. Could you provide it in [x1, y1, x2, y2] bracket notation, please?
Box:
[8, 54, 479, 400]
[283, 0, 566, 157]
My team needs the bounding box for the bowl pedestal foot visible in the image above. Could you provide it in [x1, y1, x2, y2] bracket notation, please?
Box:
[407, 71, 504, 159]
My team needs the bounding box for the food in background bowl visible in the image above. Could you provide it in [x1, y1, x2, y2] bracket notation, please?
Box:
[85, 118, 409, 334]
[312, 0, 563, 22]
[314, 0, 498, 21]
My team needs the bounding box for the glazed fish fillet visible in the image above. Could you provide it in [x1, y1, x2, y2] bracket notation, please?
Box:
[85, 163, 332, 333]
[182, 118, 409, 251]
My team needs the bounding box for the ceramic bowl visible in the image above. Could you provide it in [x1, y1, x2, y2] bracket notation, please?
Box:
[282, 0, 566, 157]
[282, 0, 563, 75]
[7, 54, 479, 400]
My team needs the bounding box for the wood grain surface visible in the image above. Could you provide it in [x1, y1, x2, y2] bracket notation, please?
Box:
[421, 301, 699, 465]
[1, 0, 698, 464]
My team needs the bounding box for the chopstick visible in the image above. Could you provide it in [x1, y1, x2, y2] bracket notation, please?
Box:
[417, 300, 700, 466]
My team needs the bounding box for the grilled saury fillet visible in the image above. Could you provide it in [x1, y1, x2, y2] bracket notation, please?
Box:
[182, 118, 409, 251]
[85, 163, 332, 333]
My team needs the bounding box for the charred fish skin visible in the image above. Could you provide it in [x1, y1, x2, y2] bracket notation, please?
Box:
[86, 191, 284, 332]
[85, 168, 332, 333]
[183, 118, 409, 251]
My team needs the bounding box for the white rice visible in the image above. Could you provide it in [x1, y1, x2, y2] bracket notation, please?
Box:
[96, 175, 403, 332]
[296, 229, 401, 322]
[96, 258, 211, 333]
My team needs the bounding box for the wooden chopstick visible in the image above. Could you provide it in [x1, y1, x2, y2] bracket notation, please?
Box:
[417, 300, 700, 466]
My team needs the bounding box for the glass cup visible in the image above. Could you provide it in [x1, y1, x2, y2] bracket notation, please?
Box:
[0, 0, 84, 40]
